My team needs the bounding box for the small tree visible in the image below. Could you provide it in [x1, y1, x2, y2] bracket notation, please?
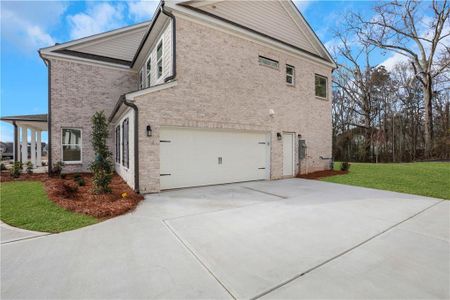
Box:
[90, 111, 113, 194]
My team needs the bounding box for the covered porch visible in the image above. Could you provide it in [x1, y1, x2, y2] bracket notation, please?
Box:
[1, 114, 48, 171]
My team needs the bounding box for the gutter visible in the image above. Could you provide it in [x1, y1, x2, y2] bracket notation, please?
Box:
[161, 3, 177, 82]
[109, 95, 140, 193]
[38, 51, 52, 174]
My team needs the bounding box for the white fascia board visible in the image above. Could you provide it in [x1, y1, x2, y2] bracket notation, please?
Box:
[168, 4, 336, 69]
[40, 52, 134, 71]
[125, 81, 178, 100]
[39, 21, 151, 53]
[284, 1, 337, 69]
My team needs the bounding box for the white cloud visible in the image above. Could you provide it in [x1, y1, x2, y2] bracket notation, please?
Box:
[379, 53, 408, 71]
[1, 1, 66, 52]
[128, 0, 159, 22]
[294, 0, 311, 13]
[67, 3, 126, 40]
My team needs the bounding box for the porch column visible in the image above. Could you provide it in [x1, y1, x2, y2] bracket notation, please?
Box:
[21, 126, 28, 163]
[30, 128, 36, 167]
[36, 131, 42, 167]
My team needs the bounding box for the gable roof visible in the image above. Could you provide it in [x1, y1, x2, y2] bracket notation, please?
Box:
[39, 21, 150, 68]
[177, 0, 335, 66]
[39, 0, 335, 69]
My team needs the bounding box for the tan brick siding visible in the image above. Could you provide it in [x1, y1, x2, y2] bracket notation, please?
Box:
[134, 17, 333, 193]
[50, 59, 137, 172]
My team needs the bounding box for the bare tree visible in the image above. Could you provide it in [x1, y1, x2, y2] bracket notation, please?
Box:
[350, 0, 450, 157]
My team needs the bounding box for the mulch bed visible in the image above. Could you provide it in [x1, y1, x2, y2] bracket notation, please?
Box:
[2, 172, 144, 219]
[297, 169, 348, 180]
[1, 172, 49, 182]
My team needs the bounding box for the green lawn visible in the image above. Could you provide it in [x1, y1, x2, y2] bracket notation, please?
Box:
[323, 162, 450, 200]
[0, 181, 97, 233]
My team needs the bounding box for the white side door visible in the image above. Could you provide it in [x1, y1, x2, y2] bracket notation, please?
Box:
[282, 132, 295, 176]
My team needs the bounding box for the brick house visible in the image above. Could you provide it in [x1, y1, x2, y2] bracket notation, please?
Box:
[36, 0, 336, 193]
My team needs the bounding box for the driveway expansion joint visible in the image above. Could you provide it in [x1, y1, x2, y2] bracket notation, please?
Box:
[242, 186, 288, 199]
[161, 219, 237, 299]
[249, 199, 445, 300]
[1, 233, 54, 245]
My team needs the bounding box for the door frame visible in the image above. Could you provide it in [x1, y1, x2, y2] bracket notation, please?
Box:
[282, 132, 295, 177]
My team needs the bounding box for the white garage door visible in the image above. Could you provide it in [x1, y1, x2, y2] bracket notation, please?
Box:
[160, 127, 270, 189]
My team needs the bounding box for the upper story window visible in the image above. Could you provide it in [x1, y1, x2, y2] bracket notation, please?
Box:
[157, 41, 163, 78]
[146, 57, 151, 87]
[286, 65, 295, 86]
[258, 56, 279, 69]
[315, 74, 328, 99]
[62, 128, 82, 164]
[139, 69, 144, 89]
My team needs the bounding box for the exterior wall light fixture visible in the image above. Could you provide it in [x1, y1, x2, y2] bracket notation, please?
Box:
[146, 125, 152, 137]
[277, 132, 282, 140]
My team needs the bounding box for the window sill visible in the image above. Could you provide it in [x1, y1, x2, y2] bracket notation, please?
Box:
[63, 161, 82, 165]
[315, 96, 328, 101]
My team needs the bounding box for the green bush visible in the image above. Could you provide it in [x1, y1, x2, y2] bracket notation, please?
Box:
[10, 162, 23, 178]
[340, 161, 351, 171]
[62, 182, 79, 198]
[74, 177, 85, 187]
[26, 161, 33, 174]
[0, 163, 6, 171]
[89, 111, 113, 194]
[51, 161, 64, 177]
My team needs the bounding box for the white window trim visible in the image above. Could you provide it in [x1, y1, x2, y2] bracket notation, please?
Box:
[61, 128, 82, 164]
[286, 64, 295, 86]
[258, 55, 279, 70]
[157, 41, 163, 79]
[315, 74, 328, 100]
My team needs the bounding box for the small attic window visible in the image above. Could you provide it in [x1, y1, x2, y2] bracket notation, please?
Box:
[258, 56, 279, 69]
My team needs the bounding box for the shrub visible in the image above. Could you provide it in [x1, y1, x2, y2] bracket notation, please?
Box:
[75, 177, 85, 187]
[0, 163, 6, 171]
[26, 162, 33, 174]
[9, 162, 23, 178]
[340, 161, 351, 171]
[51, 161, 64, 177]
[89, 111, 113, 194]
[62, 182, 79, 198]
[74, 173, 81, 180]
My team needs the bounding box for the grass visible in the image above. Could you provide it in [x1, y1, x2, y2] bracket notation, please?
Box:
[322, 162, 450, 200]
[0, 181, 98, 233]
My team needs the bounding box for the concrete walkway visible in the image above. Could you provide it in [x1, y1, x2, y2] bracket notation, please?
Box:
[1, 179, 449, 299]
[1, 221, 50, 244]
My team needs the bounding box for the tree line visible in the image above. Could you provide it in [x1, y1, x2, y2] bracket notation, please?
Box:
[331, 0, 449, 162]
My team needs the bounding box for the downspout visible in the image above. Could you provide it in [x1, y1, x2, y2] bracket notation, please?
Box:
[13, 121, 18, 162]
[38, 51, 52, 174]
[123, 97, 140, 193]
[161, 2, 177, 82]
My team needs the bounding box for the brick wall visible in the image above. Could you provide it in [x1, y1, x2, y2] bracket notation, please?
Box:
[50, 59, 137, 172]
[134, 16, 333, 193]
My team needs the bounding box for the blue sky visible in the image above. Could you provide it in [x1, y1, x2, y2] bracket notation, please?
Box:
[0, 0, 392, 143]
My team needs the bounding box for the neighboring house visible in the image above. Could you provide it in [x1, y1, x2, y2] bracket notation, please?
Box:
[38, 0, 336, 193]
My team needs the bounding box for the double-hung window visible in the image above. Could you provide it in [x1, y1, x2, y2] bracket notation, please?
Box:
[139, 69, 144, 89]
[286, 65, 295, 86]
[62, 128, 82, 163]
[122, 118, 129, 168]
[146, 57, 151, 87]
[115, 126, 121, 163]
[315, 74, 328, 99]
[157, 41, 163, 78]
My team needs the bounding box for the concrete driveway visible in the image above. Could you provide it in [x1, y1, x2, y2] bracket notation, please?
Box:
[1, 179, 449, 299]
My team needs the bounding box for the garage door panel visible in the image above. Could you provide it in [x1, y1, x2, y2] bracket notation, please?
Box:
[160, 127, 269, 189]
